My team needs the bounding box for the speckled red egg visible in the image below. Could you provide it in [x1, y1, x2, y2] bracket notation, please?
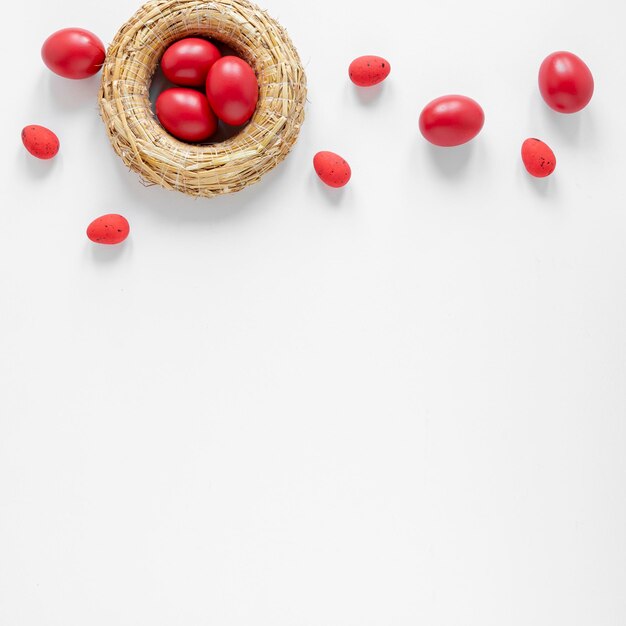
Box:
[313, 151, 351, 188]
[349, 55, 391, 87]
[87, 214, 130, 245]
[21, 125, 60, 159]
[521, 138, 556, 177]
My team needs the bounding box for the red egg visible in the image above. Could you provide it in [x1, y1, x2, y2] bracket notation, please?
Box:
[41, 28, 105, 79]
[21, 125, 60, 159]
[538, 51, 594, 113]
[349, 55, 391, 87]
[87, 214, 130, 245]
[156, 88, 217, 142]
[313, 151, 351, 188]
[161, 38, 221, 87]
[419, 95, 485, 147]
[521, 138, 556, 177]
[206, 56, 258, 126]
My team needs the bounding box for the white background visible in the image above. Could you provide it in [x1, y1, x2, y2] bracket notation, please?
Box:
[1, 0, 625, 624]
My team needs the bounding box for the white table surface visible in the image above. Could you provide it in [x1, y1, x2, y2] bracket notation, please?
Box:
[1, 0, 625, 624]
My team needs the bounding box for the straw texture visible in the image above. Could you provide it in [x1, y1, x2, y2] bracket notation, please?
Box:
[99, 0, 307, 197]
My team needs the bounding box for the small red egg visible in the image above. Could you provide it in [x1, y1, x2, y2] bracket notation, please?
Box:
[206, 56, 258, 126]
[313, 151, 351, 188]
[21, 125, 60, 159]
[538, 51, 594, 114]
[156, 88, 217, 142]
[87, 214, 130, 245]
[41, 28, 105, 79]
[419, 95, 485, 147]
[349, 55, 391, 87]
[161, 38, 221, 87]
[521, 138, 556, 177]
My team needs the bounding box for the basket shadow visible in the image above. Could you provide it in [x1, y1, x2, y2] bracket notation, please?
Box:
[109, 146, 298, 224]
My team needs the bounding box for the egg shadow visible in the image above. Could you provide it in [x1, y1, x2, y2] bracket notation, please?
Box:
[148, 67, 179, 113]
[520, 165, 558, 200]
[353, 83, 385, 105]
[426, 141, 475, 178]
[542, 104, 584, 144]
[308, 169, 347, 207]
[21, 147, 59, 179]
[87, 238, 133, 263]
[47, 72, 102, 109]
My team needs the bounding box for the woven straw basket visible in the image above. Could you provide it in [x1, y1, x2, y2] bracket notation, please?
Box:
[98, 0, 307, 197]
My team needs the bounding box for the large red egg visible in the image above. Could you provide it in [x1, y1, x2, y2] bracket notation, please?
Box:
[206, 56, 258, 126]
[155, 88, 217, 142]
[419, 95, 484, 147]
[41, 28, 105, 79]
[538, 51, 594, 113]
[161, 38, 221, 87]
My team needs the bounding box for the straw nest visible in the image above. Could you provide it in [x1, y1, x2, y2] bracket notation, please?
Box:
[98, 0, 307, 197]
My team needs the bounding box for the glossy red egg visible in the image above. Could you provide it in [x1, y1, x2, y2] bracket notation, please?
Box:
[538, 51, 594, 113]
[206, 56, 258, 126]
[313, 151, 351, 188]
[419, 95, 484, 147]
[41, 28, 105, 79]
[521, 138, 556, 177]
[161, 38, 221, 87]
[87, 214, 130, 245]
[156, 88, 217, 142]
[21, 125, 60, 159]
